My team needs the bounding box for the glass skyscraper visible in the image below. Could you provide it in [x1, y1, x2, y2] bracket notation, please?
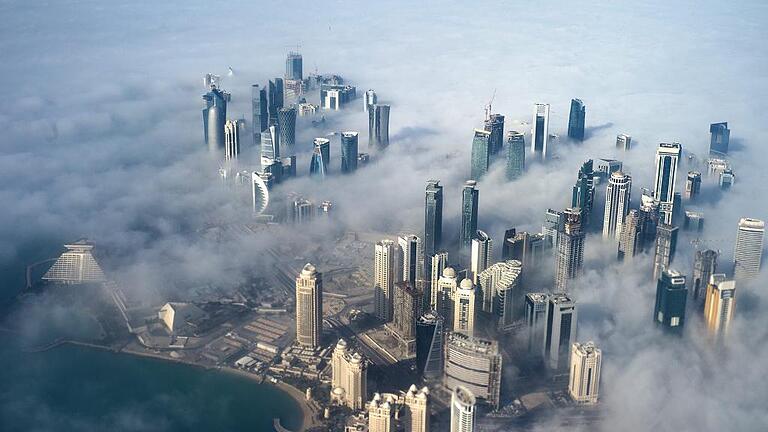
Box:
[309, 138, 330, 178]
[653, 269, 687, 335]
[424, 180, 444, 257]
[653, 142, 682, 224]
[484, 114, 504, 155]
[709, 122, 730, 155]
[277, 107, 297, 156]
[202, 86, 230, 152]
[251, 84, 268, 145]
[505, 131, 525, 180]
[460, 181, 479, 250]
[572, 159, 595, 229]
[285, 52, 303, 81]
[653, 223, 679, 280]
[470, 129, 492, 179]
[368, 104, 390, 150]
[531, 103, 550, 161]
[567, 98, 586, 141]
[340, 131, 359, 173]
[268, 78, 284, 125]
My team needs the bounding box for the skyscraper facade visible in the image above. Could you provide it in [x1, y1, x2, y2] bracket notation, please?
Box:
[484, 113, 505, 155]
[531, 103, 550, 161]
[567, 98, 586, 141]
[602, 171, 632, 241]
[719, 169, 735, 190]
[692, 249, 718, 308]
[653, 142, 682, 224]
[415, 311, 444, 380]
[340, 131, 359, 173]
[460, 181, 479, 250]
[470, 129, 492, 179]
[470, 231, 492, 284]
[568, 341, 601, 404]
[309, 137, 330, 178]
[285, 52, 303, 80]
[572, 160, 595, 229]
[364, 89, 377, 112]
[503, 231, 545, 269]
[369, 104, 391, 150]
[703, 274, 736, 342]
[525, 293, 549, 355]
[251, 172, 270, 215]
[618, 209, 643, 261]
[616, 133, 632, 151]
[477, 260, 523, 331]
[295, 263, 323, 348]
[403, 385, 430, 432]
[277, 107, 297, 156]
[555, 208, 585, 292]
[435, 268, 458, 329]
[543, 293, 577, 370]
[734, 218, 765, 280]
[368, 393, 395, 432]
[429, 252, 448, 310]
[709, 122, 730, 155]
[653, 269, 687, 334]
[251, 84, 268, 144]
[267, 78, 284, 125]
[543, 208, 565, 249]
[202, 86, 230, 152]
[399, 235, 425, 286]
[453, 279, 476, 336]
[505, 130, 526, 180]
[375, 240, 401, 322]
[260, 125, 280, 164]
[450, 386, 476, 432]
[443, 332, 502, 409]
[684, 171, 702, 200]
[330, 339, 367, 410]
[653, 224, 679, 280]
[393, 282, 421, 349]
[224, 119, 244, 161]
[424, 180, 444, 257]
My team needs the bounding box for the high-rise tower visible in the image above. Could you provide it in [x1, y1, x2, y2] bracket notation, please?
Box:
[572, 160, 595, 229]
[295, 263, 323, 348]
[399, 235, 425, 286]
[251, 84, 268, 144]
[460, 181, 479, 250]
[369, 104, 391, 150]
[424, 180, 444, 257]
[653, 142, 682, 224]
[277, 107, 297, 156]
[477, 260, 523, 330]
[202, 85, 230, 152]
[543, 293, 577, 370]
[684, 171, 702, 200]
[484, 113, 505, 155]
[653, 224, 679, 280]
[734, 218, 765, 280]
[709, 122, 730, 155]
[616, 133, 631, 151]
[309, 137, 330, 178]
[224, 119, 244, 162]
[285, 51, 303, 80]
[450, 386, 476, 432]
[375, 240, 401, 322]
[453, 279, 476, 336]
[703, 274, 736, 342]
[602, 172, 632, 241]
[330, 339, 367, 410]
[470, 129, 492, 179]
[416, 311, 444, 380]
[505, 130, 526, 180]
[568, 341, 601, 404]
[340, 131, 359, 173]
[531, 103, 550, 161]
[567, 98, 586, 141]
[692, 249, 718, 308]
[653, 269, 687, 334]
[555, 208, 585, 292]
[470, 231, 492, 284]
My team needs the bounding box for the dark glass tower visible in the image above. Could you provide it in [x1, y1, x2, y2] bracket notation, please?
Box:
[368, 104, 390, 150]
[285, 52, 303, 80]
[709, 122, 730, 155]
[505, 131, 525, 180]
[415, 311, 444, 380]
[567, 98, 586, 141]
[267, 78, 284, 125]
[309, 138, 330, 178]
[340, 132, 359, 173]
[484, 114, 505, 155]
[202, 86, 230, 152]
[470, 129, 492, 179]
[571, 159, 595, 229]
[460, 180, 479, 250]
[653, 269, 687, 334]
[277, 107, 297, 156]
[251, 84, 268, 145]
[424, 180, 444, 257]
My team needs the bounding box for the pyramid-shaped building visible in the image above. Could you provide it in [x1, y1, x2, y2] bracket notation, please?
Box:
[42, 240, 105, 284]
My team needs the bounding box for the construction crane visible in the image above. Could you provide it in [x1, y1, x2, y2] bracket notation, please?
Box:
[484, 89, 496, 121]
[690, 237, 727, 254]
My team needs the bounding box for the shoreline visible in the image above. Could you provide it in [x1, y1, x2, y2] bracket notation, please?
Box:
[10, 336, 318, 432]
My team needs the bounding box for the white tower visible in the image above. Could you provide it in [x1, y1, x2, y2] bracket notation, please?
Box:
[375, 240, 401, 321]
[295, 263, 322, 349]
[734, 218, 765, 280]
[603, 171, 632, 241]
[568, 341, 602, 404]
[653, 142, 681, 224]
[453, 279, 476, 336]
[450, 385, 476, 432]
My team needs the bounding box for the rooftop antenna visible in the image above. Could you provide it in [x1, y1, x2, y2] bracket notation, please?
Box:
[485, 89, 496, 121]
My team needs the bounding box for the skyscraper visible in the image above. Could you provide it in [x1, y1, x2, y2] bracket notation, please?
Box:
[709, 122, 730, 155]
[42, 241, 105, 285]
[692, 249, 718, 308]
[399, 235, 425, 285]
[683, 211, 704, 232]
[602, 171, 632, 241]
[403, 385, 430, 432]
[484, 113, 505, 155]
[617, 210, 643, 261]
[653, 224, 679, 280]
[429, 252, 448, 310]
[616, 133, 632, 151]
[251, 172, 270, 215]
[460, 181, 479, 250]
[202, 85, 230, 152]
[309, 137, 330, 178]
[477, 260, 523, 331]
[531, 103, 550, 161]
[453, 279, 476, 336]
[368, 393, 395, 432]
[684, 171, 702, 200]
[267, 78, 284, 125]
[224, 119, 244, 161]
[543, 208, 565, 249]
[719, 169, 735, 190]
[292, 198, 314, 224]
[502, 230, 544, 268]
[703, 274, 736, 342]
[424, 180, 444, 257]
[568, 341, 601, 404]
[330, 339, 367, 410]
[285, 51, 303, 80]
[434, 268, 458, 329]
[543, 293, 577, 370]
[251, 84, 268, 143]
[375, 240, 401, 322]
[567, 98, 586, 141]
[734, 218, 765, 280]
[444, 332, 502, 409]
[369, 104, 391, 150]
[555, 208, 585, 292]
[572, 160, 595, 229]
[639, 191, 660, 250]
[653, 142, 682, 224]
[340, 131, 359, 173]
[470, 231, 492, 284]
[364, 89, 377, 112]
[277, 107, 297, 156]
[260, 125, 280, 164]
[470, 129, 492, 179]
[525, 293, 549, 355]
[450, 386, 476, 432]
[653, 269, 687, 334]
[416, 311, 444, 380]
[505, 130, 526, 180]
[393, 282, 421, 351]
[295, 263, 323, 348]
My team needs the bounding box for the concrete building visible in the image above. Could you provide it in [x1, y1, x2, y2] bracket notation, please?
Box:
[402, 385, 430, 432]
[450, 386, 476, 432]
[616, 133, 631, 151]
[453, 279, 476, 336]
[684, 171, 702, 200]
[703, 274, 736, 342]
[444, 332, 502, 409]
[618, 209, 643, 261]
[368, 393, 396, 432]
[392, 282, 421, 353]
[43, 240, 105, 284]
[375, 240, 401, 322]
[158, 302, 207, 334]
[653, 269, 687, 334]
[603, 172, 632, 241]
[477, 260, 523, 330]
[296, 263, 323, 348]
[653, 224, 679, 280]
[223, 119, 244, 161]
[653, 142, 682, 224]
[692, 249, 718, 308]
[734, 218, 765, 280]
[525, 293, 549, 355]
[470, 231, 492, 284]
[429, 252, 449, 310]
[554, 208, 585, 292]
[543, 293, 577, 370]
[568, 341, 602, 404]
[331, 339, 368, 410]
[398, 235, 425, 285]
